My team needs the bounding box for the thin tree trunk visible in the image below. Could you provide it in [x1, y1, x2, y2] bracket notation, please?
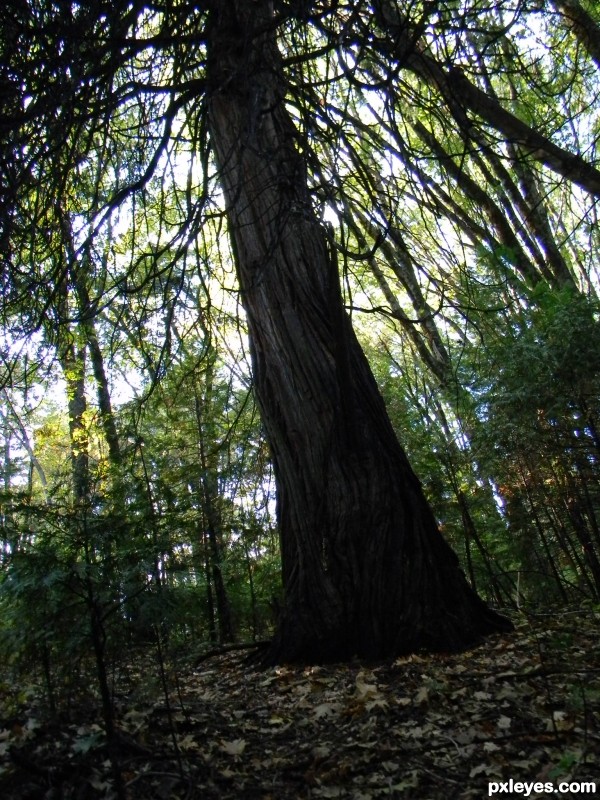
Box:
[69, 245, 122, 467]
[1, 390, 48, 493]
[83, 319, 121, 466]
[206, 0, 511, 664]
[59, 336, 89, 503]
[202, 525, 217, 645]
[194, 366, 235, 643]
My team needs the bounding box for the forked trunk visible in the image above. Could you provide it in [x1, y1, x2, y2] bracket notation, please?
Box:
[206, 0, 512, 663]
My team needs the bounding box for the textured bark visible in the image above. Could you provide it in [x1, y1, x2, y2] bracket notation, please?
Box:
[206, 0, 512, 664]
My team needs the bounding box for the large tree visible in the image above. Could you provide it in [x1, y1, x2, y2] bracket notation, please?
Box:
[205, 0, 511, 663]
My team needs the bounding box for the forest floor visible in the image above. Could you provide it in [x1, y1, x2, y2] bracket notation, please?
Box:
[0, 609, 599, 799]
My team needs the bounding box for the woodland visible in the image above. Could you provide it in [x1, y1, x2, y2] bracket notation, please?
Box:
[1, 0, 600, 797]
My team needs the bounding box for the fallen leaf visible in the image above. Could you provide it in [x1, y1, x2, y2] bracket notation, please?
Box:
[366, 697, 389, 711]
[311, 744, 331, 760]
[179, 734, 202, 751]
[313, 786, 344, 798]
[313, 702, 341, 719]
[483, 741, 501, 752]
[414, 685, 429, 705]
[220, 738, 246, 755]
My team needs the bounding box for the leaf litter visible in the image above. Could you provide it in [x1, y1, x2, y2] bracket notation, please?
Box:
[0, 610, 598, 799]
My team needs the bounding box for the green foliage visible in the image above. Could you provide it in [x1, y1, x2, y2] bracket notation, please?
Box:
[464, 284, 600, 604]
[0, 505, 113, 712]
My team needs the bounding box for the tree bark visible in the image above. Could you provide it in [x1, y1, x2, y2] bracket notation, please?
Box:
[206, 0, 512, 664]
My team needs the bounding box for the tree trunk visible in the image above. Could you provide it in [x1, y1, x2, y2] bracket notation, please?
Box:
[206, 0, 512, 664]
[59, 336, 89, 504]
[194, 359, 235, 643]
